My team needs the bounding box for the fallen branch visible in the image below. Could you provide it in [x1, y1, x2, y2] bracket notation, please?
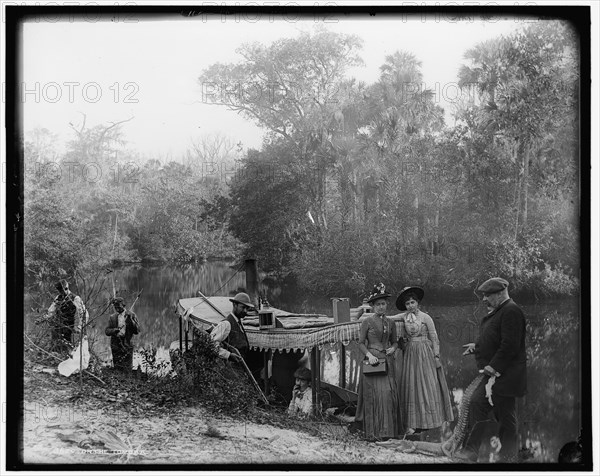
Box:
[24, 333, 106, 386]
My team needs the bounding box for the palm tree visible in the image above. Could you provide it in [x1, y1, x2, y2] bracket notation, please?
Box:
[358, 51, 444, 239]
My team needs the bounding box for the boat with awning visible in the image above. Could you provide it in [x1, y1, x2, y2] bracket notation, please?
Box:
[174, 295, 405, 412]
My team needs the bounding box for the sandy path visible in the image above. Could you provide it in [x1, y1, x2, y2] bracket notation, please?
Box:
[21, 363, 449, 466]
[22, 397, 448, 465]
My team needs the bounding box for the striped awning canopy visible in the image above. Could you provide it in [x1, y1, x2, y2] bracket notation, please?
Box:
[176, 296, 404, 352]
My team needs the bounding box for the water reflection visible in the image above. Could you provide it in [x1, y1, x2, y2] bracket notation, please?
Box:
[82, 262, 247, 361]
[31, 262, 581, 463]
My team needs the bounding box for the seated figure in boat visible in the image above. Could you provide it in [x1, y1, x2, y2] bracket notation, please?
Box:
[287, 367, 315, 418]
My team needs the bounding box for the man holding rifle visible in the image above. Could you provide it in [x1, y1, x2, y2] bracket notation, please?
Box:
[46, 279, 87, 354]
[105, 297, 140, 372]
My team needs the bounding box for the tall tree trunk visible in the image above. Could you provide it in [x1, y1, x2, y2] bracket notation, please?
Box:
[413, 194, 421, 240]
[513, 139, 523, 240]
[112, 213, 119, 263]
[321, 169, 328, 229]
[519, 141, 530, 232]
[433, 208, 440, 256]
[363, 190, 368, 224]
[339, 169, 347, 231]
[352, 170, 358, 225]
[375, 185, 380, 228]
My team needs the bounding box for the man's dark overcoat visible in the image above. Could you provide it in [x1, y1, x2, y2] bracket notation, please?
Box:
[474, 299, 527, 397]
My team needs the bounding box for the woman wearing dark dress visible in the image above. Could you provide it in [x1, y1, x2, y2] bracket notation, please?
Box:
[397, 286, 453, 434]
[355, 283, 400, 441]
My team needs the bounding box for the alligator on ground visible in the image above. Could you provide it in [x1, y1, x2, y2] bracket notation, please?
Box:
[376, 374, 486, 459]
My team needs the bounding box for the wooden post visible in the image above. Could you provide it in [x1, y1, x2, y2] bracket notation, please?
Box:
[310, 346, 321, 416]
[179, 315, 183, 352]
[310, 347, 317, 415]
[263, 350, 271, 395]
[184, 320, 189, 352]
[245, 258, 259, 307]
[340, 343, 346, 389]
[517, 396, 522, 452]
[315, 348, 321, 403]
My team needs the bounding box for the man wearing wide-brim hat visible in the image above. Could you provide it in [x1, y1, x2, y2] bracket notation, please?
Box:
[210, 292, 256, 364]
[454, 277, 527, 463]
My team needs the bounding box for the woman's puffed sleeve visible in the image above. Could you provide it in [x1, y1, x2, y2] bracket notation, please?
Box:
[390, 318, 398, 344]
[358, 318, 369, 344]
[358, 318, 370, 356]
[422, 313, 440, 356]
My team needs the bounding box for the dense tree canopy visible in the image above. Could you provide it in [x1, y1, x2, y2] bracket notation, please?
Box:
[24, 126, 241, 289]
[25, 21, 580, 299]
[200, 21, 579, 297]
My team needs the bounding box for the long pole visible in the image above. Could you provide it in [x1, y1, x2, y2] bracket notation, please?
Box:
[179, 315, 183, 352]
[340, 343, 346, 389]
[129, 289, 143, 312]
[310, 346, 321, 416]
[222, 342, 269, 406]
[196, 290, 269, 405]
[111, 213, 118, 298]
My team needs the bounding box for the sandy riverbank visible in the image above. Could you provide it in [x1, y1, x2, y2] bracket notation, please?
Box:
[21, 359, 450, 466]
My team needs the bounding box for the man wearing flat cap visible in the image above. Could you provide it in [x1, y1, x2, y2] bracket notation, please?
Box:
[210, 292, 263, 379]
[456, 277, 527, 463]
[105, 297, 140, 372]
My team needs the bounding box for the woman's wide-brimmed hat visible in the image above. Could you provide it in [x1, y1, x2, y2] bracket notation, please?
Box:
[366, 283, 391, 304]
[396, 286, 425, 311]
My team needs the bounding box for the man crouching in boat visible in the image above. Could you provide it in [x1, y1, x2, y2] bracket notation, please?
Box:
[210, 293, 263, 380]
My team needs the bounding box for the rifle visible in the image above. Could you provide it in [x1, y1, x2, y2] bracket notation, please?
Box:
[196, 290, 269, 405]
[129, 288, 143, 312]
[127, 289, 143, 328]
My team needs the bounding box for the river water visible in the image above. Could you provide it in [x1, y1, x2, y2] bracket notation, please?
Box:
[30, 261, 582, 463]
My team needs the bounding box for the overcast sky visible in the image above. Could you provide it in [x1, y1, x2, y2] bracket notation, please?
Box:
[22, 13, 524, 160]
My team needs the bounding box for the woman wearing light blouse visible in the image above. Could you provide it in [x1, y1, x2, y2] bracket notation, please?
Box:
[396, 286, 453, 435]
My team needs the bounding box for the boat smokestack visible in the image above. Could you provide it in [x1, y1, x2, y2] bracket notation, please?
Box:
[245, 258, 259, 308]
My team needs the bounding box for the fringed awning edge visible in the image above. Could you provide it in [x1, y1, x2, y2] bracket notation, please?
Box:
[188, 314, 403, 352]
